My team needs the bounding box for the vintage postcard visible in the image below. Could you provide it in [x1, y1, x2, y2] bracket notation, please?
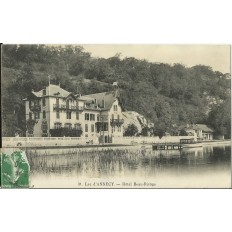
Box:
[0, 44, 231, 188]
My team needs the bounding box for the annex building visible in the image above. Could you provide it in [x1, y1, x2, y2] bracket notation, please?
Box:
[24, 82, 124, 143]
[184, 124, 214, 141]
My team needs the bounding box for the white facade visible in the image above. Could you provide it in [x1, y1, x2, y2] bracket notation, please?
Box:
[108, 99, 123, 137]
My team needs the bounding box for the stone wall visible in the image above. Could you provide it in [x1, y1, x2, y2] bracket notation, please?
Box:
[2, 135, 196, 148]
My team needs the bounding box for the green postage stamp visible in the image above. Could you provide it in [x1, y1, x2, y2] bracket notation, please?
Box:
[1, 149, 30, 188]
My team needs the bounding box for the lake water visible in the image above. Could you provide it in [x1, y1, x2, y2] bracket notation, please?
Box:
[26, 143, 231, 188]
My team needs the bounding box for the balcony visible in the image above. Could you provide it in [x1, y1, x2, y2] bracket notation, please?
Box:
[30, 105, 41, 112]
[110, 119, 124, 127]
[95, 122, 109, 133]
[99, 115, 108, 122]
[53, 104, 84, 112]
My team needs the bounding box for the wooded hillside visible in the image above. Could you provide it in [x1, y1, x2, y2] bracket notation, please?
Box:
[1, 45, 231, 138]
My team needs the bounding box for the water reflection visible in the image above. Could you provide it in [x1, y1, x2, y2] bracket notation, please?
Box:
[26, 144, 231, 187]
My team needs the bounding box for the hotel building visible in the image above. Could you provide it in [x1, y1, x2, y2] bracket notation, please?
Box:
[24, 82, 124, 142]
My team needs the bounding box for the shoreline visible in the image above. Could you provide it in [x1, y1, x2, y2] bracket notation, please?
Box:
[2, 139, 230, 150]
[200, 140, 231, 146]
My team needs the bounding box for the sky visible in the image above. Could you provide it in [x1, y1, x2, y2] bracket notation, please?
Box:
[81, 45, 230, 74]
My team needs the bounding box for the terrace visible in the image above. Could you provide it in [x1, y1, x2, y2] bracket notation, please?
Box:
[110, 119, 124, 127]
[30, 105, 41, 112]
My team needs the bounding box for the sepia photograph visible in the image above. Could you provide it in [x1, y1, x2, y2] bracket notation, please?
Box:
[1, 1, 232, 232]
[1, 44, 231, 188]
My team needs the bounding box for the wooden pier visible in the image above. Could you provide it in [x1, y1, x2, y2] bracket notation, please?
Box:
[152, 143, 182, 151]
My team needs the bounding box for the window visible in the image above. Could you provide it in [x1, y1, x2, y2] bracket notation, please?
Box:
[97, 114, 100, 122]
[64, 123, 72, 129]
[35, 100, 40, 108]
[76, 112, 79, 120]
[85, 124, 88, 132]
[54, 122, 62, 129]
[42, 98, 46, 106]
[29, 112, 32, 119]
[66, 111, 71, 119]
[43, 111, 46, 119]
[74, 123, 81, 130]
[103, 123, 108, 131]
[91, 124, 95, 132]
[76, 101, 79, 110]
[41, 121, 48, 132]
[56, 111, 60, 119]
[112, 114, 114, 120]
[66, 100, 70, 109]
[85, 113, 89, 120]
[43, 89, 46, 95]
[56, 98, 59, 106]
[34, 112, 40, 120]
[90, 114, 95, 121]
[29, 100, 32, 108]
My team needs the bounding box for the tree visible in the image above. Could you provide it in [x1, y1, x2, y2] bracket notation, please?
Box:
[179, 129, 188, 136]
[49, 127, 83, 137]
[207, 98, 231, 139]
[2, 45, 18, 68]
[156, 128, 165, 139]
[141, 126, 150, 136]
[124, 124, 138, 136]
[2, 44, 230, 137]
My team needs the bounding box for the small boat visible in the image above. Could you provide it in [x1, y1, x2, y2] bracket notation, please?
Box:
[180, 138, 202, 148]
[152, 143, 182, 150]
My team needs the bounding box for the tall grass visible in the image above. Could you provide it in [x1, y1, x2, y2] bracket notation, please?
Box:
[25, 146, 228, 178]
[26, 148, 164, 177]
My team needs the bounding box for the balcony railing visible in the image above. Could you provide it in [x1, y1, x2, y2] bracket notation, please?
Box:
[30, 105, 41, 112]
[99, 115, 108, 122]
[95, 122, 109, 133]
[53, 104, 84, 111]
[85, 104, 99, 110]
[110, 119, 124, 127]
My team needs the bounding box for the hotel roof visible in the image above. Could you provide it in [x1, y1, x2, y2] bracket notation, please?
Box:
[32, 84, 70, 98]
[83, 91, 117, 110]
[26, 84, 122, 111]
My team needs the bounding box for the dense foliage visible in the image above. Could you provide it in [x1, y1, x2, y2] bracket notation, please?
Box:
[49, 128, 83, 137]
[2, 45, 231, 138]
[124, 124, 139, 136]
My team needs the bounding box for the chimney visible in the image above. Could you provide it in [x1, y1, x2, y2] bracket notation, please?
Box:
[48, 75, 51, 85]
[76, 82, 81, 96]
[113, 81, 118, 88]
[112, 81, 119, 97]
